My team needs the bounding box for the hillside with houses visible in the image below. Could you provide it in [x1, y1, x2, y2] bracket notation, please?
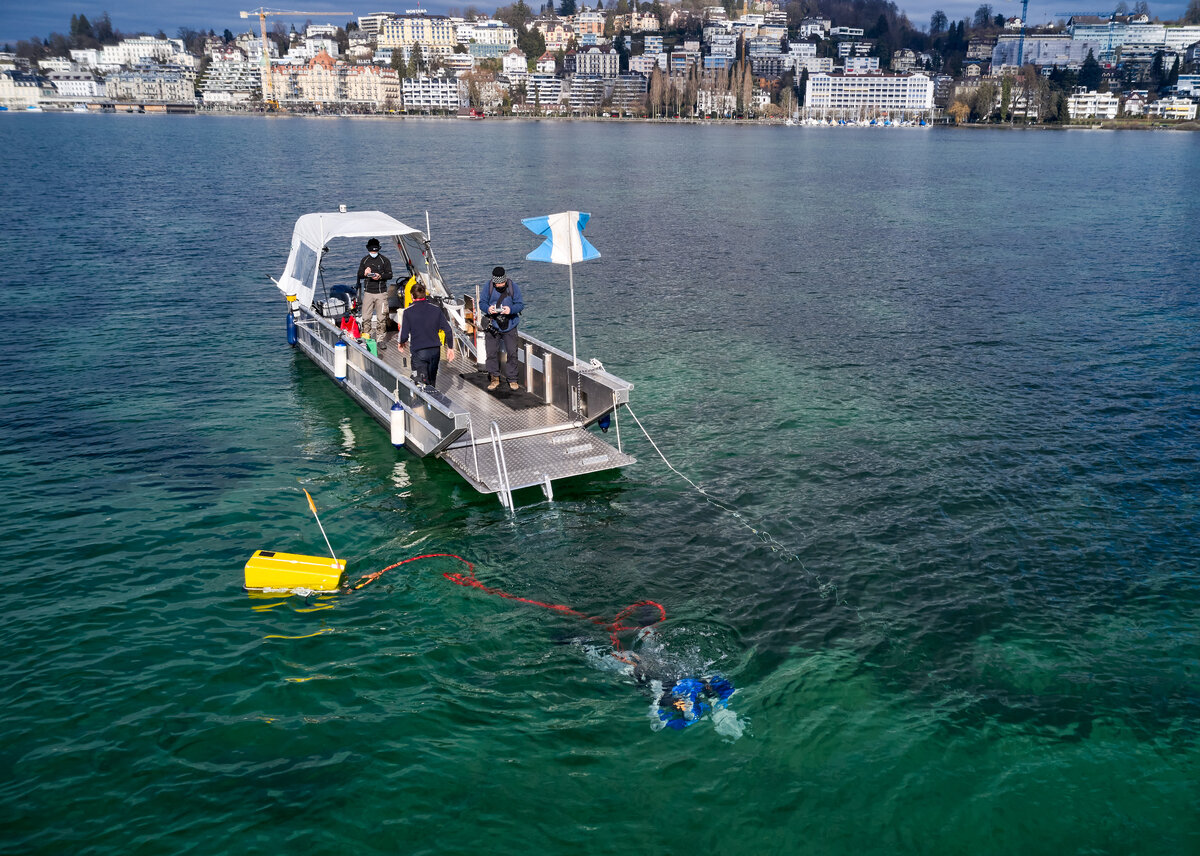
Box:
[2, 2, 1198, 123]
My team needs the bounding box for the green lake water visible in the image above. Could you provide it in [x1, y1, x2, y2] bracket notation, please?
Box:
[0, 116, 1197, 854]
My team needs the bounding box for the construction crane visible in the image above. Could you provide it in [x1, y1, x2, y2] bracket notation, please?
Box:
[1010, 0, 1031, 67]
[240, 7, 350, 109]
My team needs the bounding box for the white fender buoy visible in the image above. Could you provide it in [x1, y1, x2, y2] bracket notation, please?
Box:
[475, 327, 486, 366]
[390, 401, 405, 447]
[333, 340, 347, 381]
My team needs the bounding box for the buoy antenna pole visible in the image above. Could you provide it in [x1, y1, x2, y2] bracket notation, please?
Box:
[303, 489, 338, 563]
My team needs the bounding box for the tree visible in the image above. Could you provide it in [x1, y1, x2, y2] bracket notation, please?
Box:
[95, 13, 115, 44]
[930, 10, 948, 34]
[797, 67, 808, 105]
[972, 5, 994, 30]
[410, 42, 426, 73]
[223, 28, 234, 43]
[971, 79, 998, 121]
[1132, 0, 1150, 16]
[949, 99, 970, 122]
[1000, 75, 1012, 121]
[1079, 48, 1102, 90]
[1186, 0, 1200, 24]
[517, 24, 545, 62]
[740, 60, 753, 116]
[559, 0, 577, 15]
[391, 47, 408, 77]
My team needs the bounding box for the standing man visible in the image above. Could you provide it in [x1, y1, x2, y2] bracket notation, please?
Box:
[399, 282, 455, 387]
[482, 266, 525, 391]
[357, 238, 393, 342]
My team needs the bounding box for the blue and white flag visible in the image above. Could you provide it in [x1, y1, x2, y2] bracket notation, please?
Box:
[522, 211, 600, 266]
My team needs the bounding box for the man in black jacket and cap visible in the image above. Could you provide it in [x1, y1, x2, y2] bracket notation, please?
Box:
[398, 282, 455, 387]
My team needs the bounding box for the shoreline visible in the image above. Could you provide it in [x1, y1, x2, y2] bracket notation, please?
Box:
[22, 106, 1200, 131]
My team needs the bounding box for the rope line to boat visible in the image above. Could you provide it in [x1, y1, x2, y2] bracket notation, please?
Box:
[347, 552, 666, 649]
[623, 403, 843, 604]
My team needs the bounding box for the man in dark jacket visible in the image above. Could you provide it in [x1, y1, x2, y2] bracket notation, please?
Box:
[481, 266, 525, 391]
[398, 282, 455, 386]
[357, 238, 393, 341]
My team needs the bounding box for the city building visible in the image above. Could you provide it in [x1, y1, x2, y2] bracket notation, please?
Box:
[378, 14, 459, 60]
[503, 47, 528, 75]
[1067, 89, 1119, 119]
[0, 68, 49, 108]
[992, 34, 1103, 68]
[200, 59, 261, 106]
[45, 68, 105, 101]
[1146, 96, 1198, 119]
[401, 75, 460, 112]
[105, 64, 195, 103]
[609, 73, 648, 113]
[804, 72, 934, 118]
[844, 56, 881, 74]
[577, 46, 619, 78]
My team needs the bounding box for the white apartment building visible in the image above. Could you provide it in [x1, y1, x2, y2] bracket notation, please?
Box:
[70, 49, 101, 68]
[99, 37, 195, 70]
[844, 56, 880, 73]
[357, 13, 394, 37]
[1162, 26, 1200, 51]
[401, 75, 460, 112]
[1147, 96, 1198, 120]
[457, 20, 517, 49]
[630, 54, 657, 75]
[200, 60, 261, 105]
[795, 56, 835, 74]
[46, 68, 105, 100]
[525, 73, 565, 113]
[1067, 89, 1119, 119]
[804, 72, 934, 118]
[502, 48, 528, 75]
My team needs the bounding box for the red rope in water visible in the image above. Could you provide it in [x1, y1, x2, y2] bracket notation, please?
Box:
[348, 553, 666, 648]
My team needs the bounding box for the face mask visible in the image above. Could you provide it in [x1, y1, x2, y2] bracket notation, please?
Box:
[495, 282, 507, 291]
[369, 252, 378, 258]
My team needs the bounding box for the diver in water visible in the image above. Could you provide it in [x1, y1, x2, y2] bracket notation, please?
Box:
[618, 626, 737, 731]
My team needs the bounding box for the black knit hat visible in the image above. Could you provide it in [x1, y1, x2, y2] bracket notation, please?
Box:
[491, 266, 506, 283]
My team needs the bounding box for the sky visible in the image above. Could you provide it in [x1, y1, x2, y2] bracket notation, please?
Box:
[1, 0, 1191, 50]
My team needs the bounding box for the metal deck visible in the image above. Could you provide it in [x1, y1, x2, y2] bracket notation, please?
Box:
[375, 332, 636, 496]
[290, 304, 635, 506]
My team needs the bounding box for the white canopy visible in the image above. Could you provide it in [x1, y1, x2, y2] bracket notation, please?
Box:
[277, 211, 425, 309]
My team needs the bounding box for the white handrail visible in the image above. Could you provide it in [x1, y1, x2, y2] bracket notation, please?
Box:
[489, 421, 514, 512]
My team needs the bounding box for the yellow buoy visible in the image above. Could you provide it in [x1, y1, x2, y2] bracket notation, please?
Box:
[244, 550, 346, 594]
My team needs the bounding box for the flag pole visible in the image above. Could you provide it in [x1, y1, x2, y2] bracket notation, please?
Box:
[568, 260, 578, 368]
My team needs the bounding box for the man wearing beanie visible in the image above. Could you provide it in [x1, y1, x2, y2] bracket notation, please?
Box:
[481, 265, 525, 391]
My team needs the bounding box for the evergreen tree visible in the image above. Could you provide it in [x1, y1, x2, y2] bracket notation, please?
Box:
[1079, 49, 1102, 90]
